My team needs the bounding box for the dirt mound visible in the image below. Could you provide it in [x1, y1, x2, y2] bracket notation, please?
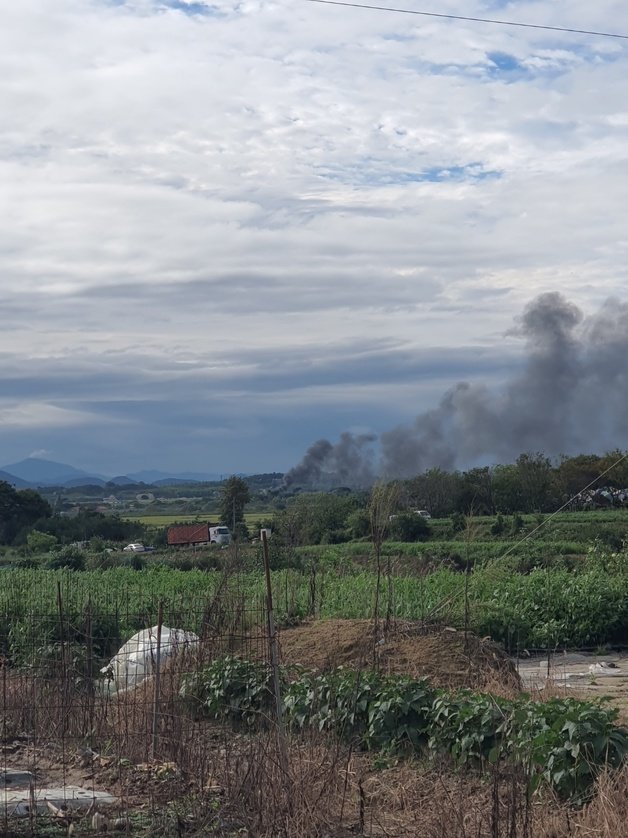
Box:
[278, 619, 520, 693]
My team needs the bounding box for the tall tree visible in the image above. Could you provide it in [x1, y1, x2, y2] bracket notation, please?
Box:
[408, 468, 462, 518]
[515, 452, 555, 512]
[218, 476, 251, 528]
[0, 482, 52, 544]
[458, 467, 495, 515]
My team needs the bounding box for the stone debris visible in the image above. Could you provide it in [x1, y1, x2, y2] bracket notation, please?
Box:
[0, 769, 117, 818]
[572, 485, 628, 509]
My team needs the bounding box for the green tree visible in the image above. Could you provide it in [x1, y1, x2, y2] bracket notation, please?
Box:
[27, 530, 58, 554]
[0, 482, 52, 544]
[458, 467, 495, 515]
[274, 492, 358, 545]
[554, 454, 602, 499]
[407, 468, 462, 518]
[218, 476, 251, 528]
[515, 452, 555, 512]
[346, 508, 371, 539]
[493, 464, 523, 513]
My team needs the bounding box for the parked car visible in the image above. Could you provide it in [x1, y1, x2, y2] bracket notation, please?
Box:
[123, 543, 145, 553]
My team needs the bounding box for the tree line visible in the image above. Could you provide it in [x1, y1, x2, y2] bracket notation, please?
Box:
[0, 480, 143, 547]
[266, 450, 628, 547]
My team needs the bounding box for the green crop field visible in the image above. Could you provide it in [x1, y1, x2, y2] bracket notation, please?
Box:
[124, 511, 269, 527]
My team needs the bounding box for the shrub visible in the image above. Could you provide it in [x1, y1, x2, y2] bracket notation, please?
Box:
[490, 514, 505, 536]
[26, 530, 58, 555]
[46, 546, 86, 571]
[388, 513, 431, 542]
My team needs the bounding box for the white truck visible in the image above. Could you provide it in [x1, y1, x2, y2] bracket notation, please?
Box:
[209, 526, 232, 546]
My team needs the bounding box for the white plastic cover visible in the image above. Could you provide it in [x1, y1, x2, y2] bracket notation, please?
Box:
[101, 626, 199, 691]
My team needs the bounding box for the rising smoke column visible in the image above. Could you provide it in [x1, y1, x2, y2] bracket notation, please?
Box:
[287, 293, 628, 487]
[284, 432, 376, 488]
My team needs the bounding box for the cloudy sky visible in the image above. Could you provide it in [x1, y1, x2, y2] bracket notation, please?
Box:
[2, 0, 628, 476]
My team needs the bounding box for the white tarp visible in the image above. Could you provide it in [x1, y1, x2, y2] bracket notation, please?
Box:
[101, 626, 199, 691]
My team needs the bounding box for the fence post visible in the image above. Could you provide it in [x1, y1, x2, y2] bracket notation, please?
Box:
[261, 531, 289, 778]
[151, 601, 164, 761]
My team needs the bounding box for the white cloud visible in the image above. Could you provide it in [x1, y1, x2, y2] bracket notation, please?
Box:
[28, 448, 53, 459]
[0, 403, 95, 429]
[2, 0, 628, 469]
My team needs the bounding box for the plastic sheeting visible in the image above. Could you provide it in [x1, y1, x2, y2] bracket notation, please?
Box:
[100, 626, 199, 691]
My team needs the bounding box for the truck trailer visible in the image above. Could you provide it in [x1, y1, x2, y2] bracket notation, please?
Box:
[166, 523, 232, 547]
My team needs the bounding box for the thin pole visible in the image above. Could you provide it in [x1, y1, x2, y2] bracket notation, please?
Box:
[151, 602, 164, 761]
[261, 531, 289, 778]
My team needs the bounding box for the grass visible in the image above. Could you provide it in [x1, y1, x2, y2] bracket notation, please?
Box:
[124, 512, 269, 527]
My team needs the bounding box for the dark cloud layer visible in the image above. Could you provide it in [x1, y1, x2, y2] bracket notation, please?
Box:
[286, 293, 628, 486]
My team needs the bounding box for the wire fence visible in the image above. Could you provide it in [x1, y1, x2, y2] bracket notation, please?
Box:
[1, 565, 624, 836]
[0, 581, 273, 835]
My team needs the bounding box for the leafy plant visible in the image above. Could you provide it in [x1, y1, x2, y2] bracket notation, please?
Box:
[178, 656, 628, 800]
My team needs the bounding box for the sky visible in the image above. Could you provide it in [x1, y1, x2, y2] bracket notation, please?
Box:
[2, 0, 628, 476]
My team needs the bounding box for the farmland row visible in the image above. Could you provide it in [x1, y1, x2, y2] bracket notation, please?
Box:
[2, 560, 628, 661]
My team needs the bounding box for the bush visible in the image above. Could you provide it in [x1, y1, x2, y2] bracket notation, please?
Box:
[46, 546, 86, 571]
[388, 513, 431, 542]
[490, 514, 505, 536]
[26, 530, 58, 555]
[450, 512, 466, 534]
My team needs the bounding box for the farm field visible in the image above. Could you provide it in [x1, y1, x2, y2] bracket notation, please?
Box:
[4, 507, 628, 834]
[123, 511, 268, 527]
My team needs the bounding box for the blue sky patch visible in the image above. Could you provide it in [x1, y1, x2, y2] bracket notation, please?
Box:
[316, 161, 501, 187]
[161, 1, 215, 15]
[487, 51, 523, 73]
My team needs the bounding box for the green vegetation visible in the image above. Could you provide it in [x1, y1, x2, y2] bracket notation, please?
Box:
[218, 475, 251, 529]
[180, 656, 628, 800]
[0, 481, 51, 544]
[2, 537, 628, 656]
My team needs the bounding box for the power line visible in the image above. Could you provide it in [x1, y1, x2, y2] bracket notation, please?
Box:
[421, 448, 628, 624]
[304, 0, 628, 41]
[497, 449, 628, 562]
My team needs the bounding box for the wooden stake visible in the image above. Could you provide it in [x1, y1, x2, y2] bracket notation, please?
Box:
[261, 531, 289, 778]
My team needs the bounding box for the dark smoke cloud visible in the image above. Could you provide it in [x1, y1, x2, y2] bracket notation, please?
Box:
[284, 432, 376, 488]
[287, 293, 628, 487]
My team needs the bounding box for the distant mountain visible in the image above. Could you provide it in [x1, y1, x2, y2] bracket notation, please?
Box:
[0, 459, 248, 488]
[0, 469, 32, 488]
[0, 458, 105, 487]
[64, 477, 107, 488]
[127, 469, 223, 484]
[108, 476, 138, 486]
[152, 477, 200, 486]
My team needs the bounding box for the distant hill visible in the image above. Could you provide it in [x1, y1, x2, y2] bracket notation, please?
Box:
[108, 475, 138, 486]
[0, 459, 262, 489]
[0, 458, 105, 487]
[64, 477, 107, 488]
[127, 470, 223, 484]
[0, 469, 32, 488]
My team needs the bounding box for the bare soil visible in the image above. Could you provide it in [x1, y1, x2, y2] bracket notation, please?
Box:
[278, 619, 521, 693]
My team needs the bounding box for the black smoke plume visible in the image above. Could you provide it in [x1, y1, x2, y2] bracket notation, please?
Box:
[286, 293, 628, 487]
